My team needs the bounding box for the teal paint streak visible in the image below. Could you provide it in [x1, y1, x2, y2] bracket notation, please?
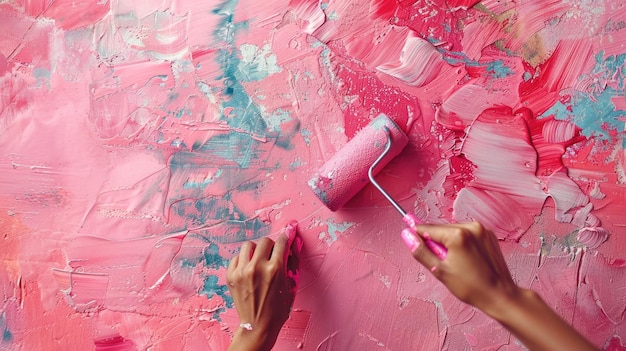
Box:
[169, 132, 263, 169]
[523, 71, 532, 81]
[289, 158, 302, 170]
[200, 131, 263, 168]
[327, 220, 354, 242]
[197, 244, 232, 318]
[1, 314, 11, 343]
[442, 52, 514, 78]
[168, 108, 191, 119]
[33, 67, 51, 89]
[236, 180, 262, 192]
[543, 88, 625, 139]
[275, 135, 294, 150]
[590, 51, 626, 89]
[192, 140, 204, 150]
[169, 194, 269, 242]
[485, 60, 514, 79]
[200, 275, 233, 310]
[300, 129, 312, 146]
[230, 218, 268, 242]
[212, 0, 267, 138]
[541, 52, 626, 146]
[320, 219, 355, 245]
[264, 108, 292, 132]
[169, 196, 244, 227]
[179, 241, 232, 274]
[204, 243, 229, 269]
[168, 0, 275, 173]
[181, 257, 198, 268]
[2, 329, 11, 343]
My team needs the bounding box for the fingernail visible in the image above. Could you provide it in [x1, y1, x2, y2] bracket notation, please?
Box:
[401, 228, 420, 252]
[423, 231, 431, 240]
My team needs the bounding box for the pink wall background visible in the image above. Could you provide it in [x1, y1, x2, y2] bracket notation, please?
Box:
[1, 0, 625, 349]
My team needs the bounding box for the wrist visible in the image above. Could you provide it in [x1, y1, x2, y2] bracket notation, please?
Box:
[480, 286, 530, 322]
[479, 288, 599, 350]
[228, 327, 275, 351]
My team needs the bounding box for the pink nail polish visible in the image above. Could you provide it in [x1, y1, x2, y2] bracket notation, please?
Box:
[401, 229, 420, 252]
[423, 231, 431, 240]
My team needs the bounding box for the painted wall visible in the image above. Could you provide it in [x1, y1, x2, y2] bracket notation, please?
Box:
[1, 0, 625, 349]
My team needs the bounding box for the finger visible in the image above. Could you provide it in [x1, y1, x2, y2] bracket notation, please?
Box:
[252, 237, 275, 262]
[226, 254, 239, 287]
[239, 241, 256, 265]
[413, 223, 467, 247]
[402, 228, 441, 273]
[271, 233, 289, 267]
[270, 221, 298, 264]
[228, 254, 239, 273]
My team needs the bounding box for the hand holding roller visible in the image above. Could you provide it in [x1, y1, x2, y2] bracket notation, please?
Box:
[368, 127, 447, 259]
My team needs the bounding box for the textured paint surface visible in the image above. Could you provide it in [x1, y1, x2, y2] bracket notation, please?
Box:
[1, 0, 626, 350]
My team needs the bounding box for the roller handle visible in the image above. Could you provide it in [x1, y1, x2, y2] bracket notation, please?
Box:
[402, 213, 448, 259]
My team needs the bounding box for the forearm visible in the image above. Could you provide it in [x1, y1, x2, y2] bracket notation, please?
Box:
[486, 288, 598, 351]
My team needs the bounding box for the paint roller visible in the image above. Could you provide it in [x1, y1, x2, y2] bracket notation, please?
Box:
[308, 114, 447, 259]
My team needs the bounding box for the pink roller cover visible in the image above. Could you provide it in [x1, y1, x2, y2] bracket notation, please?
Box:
[308, 114, 409, 211]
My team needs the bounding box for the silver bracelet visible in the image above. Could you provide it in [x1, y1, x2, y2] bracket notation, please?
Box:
[239, 323, 253, 331]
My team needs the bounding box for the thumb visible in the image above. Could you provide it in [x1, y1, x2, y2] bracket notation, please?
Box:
[402, 214, 448, 260]
[401, 228, 442, 273]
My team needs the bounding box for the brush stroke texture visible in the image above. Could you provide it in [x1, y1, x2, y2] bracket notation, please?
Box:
[0, 0, 625, 350]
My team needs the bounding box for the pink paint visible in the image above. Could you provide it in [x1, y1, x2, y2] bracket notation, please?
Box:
[321, 50, 419, 138]
[450, 107, 602, 241]
[94, 335, 137, 351]
[577, 227, 610, 249]
[1, 0, 625, 349]
[520, 39, 595, 115]
[308, 114, 408, 211]
[19, 0, 110, 30]
[376, 30, 446, 87]
[605, 336, 626, 351]
[436, 46, 525, 131]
